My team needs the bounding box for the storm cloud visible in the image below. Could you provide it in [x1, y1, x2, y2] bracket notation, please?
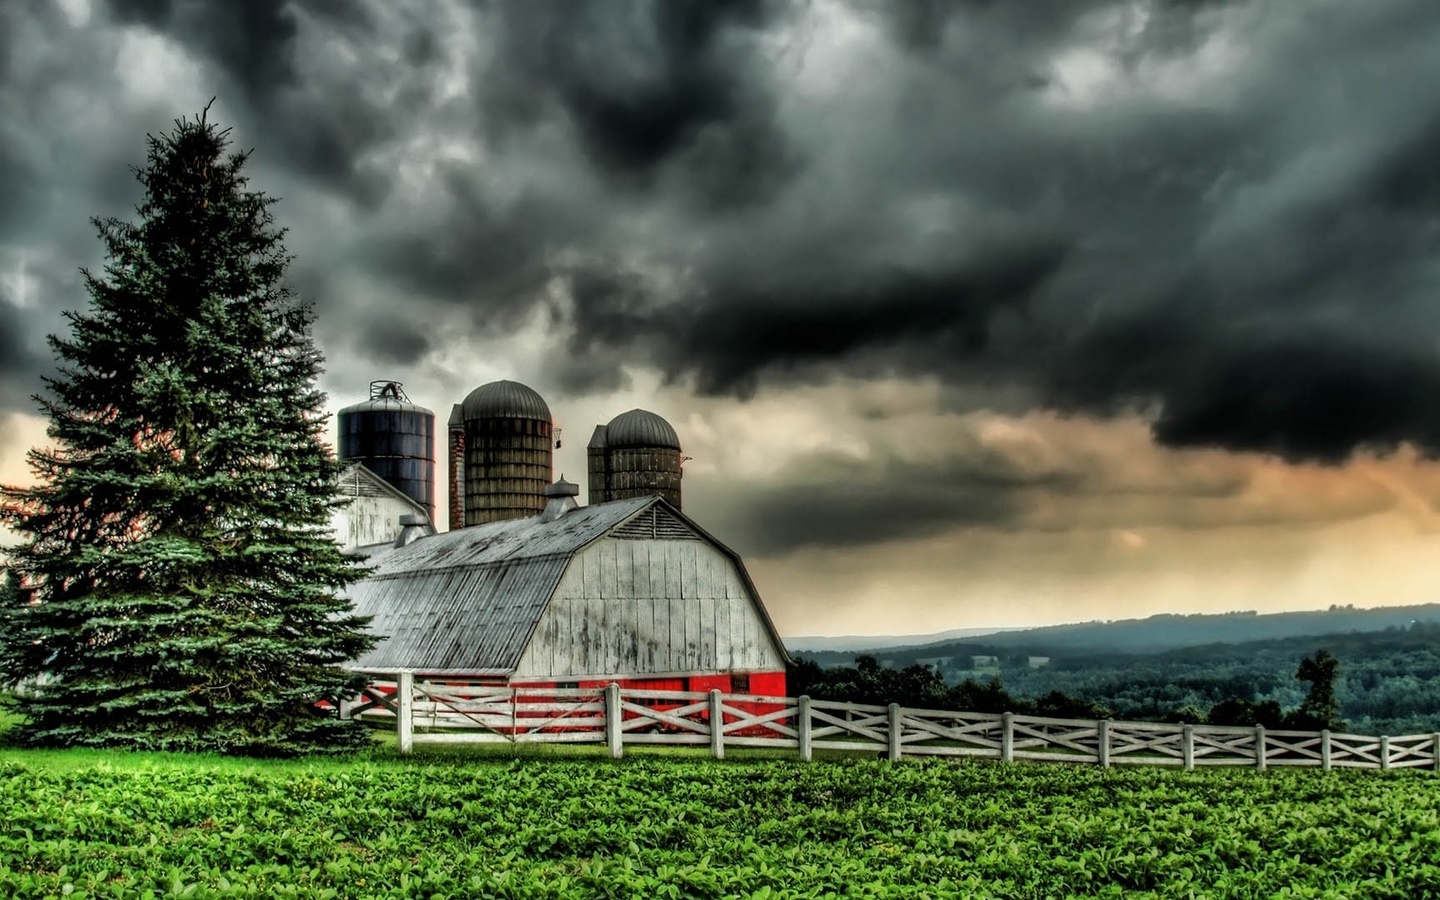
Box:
[4, 0, 1440, 546]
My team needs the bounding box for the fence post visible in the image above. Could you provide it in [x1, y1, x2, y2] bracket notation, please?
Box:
[887, 703, 902, 762]
[605, 683, 623, 759]
[397, 672, 414, 756]
[1254, 725, 1266, 772]
[1433, 733, 1440, 773]
[1001, 712, 1014, 763]
[1380, 735, 1390, 772]
[1321, 730, 1331, 771]
[1182, 724, 1194, 771]
[709, 690, 725, 760]
[798, 696, 813, 762]
[1098, 720, 1110, 769]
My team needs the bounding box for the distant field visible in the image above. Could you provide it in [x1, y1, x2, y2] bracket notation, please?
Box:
[2, 742, 1438, 898]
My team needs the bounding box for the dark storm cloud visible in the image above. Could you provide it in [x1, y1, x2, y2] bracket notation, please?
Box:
[0, 3, 61, 245]
[105, 0, 403, 202]
[0, 296, 40, 392]
[478, 0, 799, 207]
[7, 0, 1440, 476]
[365, 170, 582, 319]
[352, 314, 431, 367]
[690, 449, 1078, 557]
[108, 0, 301, 99]
[567, 237, 1070, 396]
[1052, 313, 1440, 464]
[0, 143, 41, 243]
[538, 0, 1440, 465]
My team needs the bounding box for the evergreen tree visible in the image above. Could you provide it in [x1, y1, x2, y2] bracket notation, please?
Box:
[0, 107, 375, 755]
[0, 567, 16, 608]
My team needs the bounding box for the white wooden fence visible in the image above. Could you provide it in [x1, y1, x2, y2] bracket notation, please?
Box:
[345, 674, 1440, 772]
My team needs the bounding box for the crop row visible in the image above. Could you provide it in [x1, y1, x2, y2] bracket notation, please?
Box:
[2, 751, 1438, 898]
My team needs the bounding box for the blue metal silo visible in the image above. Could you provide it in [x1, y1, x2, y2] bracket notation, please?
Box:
[337, 381, 436, 523]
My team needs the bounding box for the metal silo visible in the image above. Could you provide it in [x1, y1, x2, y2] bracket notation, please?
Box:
[337, 381, 436, 523]
[588, 408, 683, 509]
[460, 380, 554, 525]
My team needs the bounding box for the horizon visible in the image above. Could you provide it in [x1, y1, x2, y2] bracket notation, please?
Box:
[6, 2, 1440, 636]
[782, 598, 1440, 644]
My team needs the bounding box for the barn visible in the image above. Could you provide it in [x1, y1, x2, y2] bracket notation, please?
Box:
[331, 462, 435, 555]
[343, 480, 791, 696]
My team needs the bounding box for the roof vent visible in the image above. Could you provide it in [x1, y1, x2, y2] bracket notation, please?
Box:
[540, 476, 580, 523]
[393, 513, 434, 548]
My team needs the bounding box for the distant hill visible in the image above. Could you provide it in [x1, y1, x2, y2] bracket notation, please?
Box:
[795, 603, 1440, 668]
[784, 626, 1022, 653]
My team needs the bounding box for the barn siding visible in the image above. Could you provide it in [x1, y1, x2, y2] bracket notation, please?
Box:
[512, 537, 787, 679]
[331, 493, 419, 551]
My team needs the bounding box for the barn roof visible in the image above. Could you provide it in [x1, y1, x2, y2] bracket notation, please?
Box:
[343, 497, 644, 675]
[343, 495, 791, 677]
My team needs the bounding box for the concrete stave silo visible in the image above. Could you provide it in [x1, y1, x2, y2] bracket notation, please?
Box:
[337, 381, 436, 523]
[587, 408, 683, 509]
[458, 380, 554, 526]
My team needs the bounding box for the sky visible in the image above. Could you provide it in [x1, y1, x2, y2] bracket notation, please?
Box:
[3, 0, 1440, 637]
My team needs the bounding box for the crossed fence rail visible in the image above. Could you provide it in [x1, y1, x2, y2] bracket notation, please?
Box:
[345, 673, 1440, 772]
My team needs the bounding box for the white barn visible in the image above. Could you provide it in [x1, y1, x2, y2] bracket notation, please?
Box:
[342, 487, 791, 695]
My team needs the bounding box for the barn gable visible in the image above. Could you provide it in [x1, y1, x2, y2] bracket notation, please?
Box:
[511, 530, 788, 681]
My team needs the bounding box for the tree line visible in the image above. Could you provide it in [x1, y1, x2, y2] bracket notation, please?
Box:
[790, 649, 1347, 731]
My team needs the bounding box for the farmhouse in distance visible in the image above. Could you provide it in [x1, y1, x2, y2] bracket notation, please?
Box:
[331, 379, 791, 697]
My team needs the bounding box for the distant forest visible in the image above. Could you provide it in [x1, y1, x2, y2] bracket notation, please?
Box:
[790, 605, 1440, 735]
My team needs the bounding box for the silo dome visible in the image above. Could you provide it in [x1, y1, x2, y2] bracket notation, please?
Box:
[460, 380, 551, 422]
[604, 409, 681, 450]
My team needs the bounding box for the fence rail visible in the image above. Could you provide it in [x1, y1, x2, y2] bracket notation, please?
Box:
[347, 673, 1440, 772]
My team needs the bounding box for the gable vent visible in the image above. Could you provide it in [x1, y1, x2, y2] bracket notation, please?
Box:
[341, 468, 394, 499]
[613, 505, 699, 541]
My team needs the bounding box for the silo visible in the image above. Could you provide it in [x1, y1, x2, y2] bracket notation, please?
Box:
[589, 408, 683, 509]
[337, 381, 436, 523]
[447, 404, 464, 532]
[461, 380, 554, 525]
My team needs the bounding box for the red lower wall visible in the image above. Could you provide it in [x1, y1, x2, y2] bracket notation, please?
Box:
[518, 672, 788, 696]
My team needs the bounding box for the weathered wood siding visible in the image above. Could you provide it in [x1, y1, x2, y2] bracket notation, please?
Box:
[332, 492, 418, 551]
[512, 537, 786, 679]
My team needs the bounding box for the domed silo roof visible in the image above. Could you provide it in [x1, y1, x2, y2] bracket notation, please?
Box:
[460, 380, 552, 422]
[605, 408, 681, 450]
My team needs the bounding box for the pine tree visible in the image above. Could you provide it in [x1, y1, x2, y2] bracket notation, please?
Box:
[0, 107, 376, 755]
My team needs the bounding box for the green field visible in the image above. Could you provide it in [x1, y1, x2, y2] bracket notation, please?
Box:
[2, 743, 1437, 899]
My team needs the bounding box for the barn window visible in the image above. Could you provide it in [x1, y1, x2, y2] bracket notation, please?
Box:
[731, 674, 750, 694]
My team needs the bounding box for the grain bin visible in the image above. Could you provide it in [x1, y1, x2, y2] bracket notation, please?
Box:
[337, 381, 436, 523]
